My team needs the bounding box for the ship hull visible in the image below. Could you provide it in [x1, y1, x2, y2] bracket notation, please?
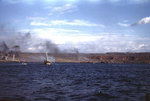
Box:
[44, 60, 51, 65]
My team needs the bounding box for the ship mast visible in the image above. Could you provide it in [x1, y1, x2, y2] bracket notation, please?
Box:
[44, 52, 51, 65]
[12, 54, 15, 61]
[45, 52, 49, 61]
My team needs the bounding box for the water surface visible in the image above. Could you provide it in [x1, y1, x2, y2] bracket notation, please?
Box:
[0, 63, 150, 101]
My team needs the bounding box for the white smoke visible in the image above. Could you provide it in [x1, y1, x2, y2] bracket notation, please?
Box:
[48, 56, 55, 62]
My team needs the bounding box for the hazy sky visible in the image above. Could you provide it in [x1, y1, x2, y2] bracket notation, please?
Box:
[0, 0, 150, 53]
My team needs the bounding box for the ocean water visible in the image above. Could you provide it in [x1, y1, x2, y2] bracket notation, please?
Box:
[0, 63, 150, 101]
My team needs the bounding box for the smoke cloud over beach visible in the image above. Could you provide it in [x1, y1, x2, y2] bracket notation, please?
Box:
[0, 25, 60, 53]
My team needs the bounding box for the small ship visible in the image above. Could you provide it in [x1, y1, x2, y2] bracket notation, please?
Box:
[44, 52, 51, 65]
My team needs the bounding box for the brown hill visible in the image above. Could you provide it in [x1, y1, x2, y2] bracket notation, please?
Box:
[0, 52, 150, 64]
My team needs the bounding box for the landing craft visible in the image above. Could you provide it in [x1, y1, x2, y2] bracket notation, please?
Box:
[44, 52, 51, 65]
[12, 54, 27, 65]
[22, 62, 27, 65]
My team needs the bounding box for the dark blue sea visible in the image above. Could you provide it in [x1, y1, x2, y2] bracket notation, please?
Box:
[0, 63, 150, 101]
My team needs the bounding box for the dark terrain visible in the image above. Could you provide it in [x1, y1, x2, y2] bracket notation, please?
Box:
[2, 52, 149, 64]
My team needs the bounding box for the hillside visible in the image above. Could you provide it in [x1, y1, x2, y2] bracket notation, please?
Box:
[1, 52, 150, 64]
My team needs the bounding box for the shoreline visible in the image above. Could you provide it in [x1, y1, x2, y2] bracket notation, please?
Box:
[0, 52, 150, 64]
[0, 60, 150, 64]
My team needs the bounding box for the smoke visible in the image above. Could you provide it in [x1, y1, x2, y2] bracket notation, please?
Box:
[0, 41, 9, 53]
[45, 41, 59, 54]
[48, 56, 55, 62]
[0, 32, 32, 52]
[0, 27, 60, 53]
[131, 16, 150, 26]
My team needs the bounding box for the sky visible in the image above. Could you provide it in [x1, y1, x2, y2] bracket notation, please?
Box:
[0, 0, 150, 53]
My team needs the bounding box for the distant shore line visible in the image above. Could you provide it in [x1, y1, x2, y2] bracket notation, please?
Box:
[0, 52, 150, 64]
[0, 60, 150, 64]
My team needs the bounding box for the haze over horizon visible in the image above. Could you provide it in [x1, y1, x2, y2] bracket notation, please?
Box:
[0, 0, 150, 53]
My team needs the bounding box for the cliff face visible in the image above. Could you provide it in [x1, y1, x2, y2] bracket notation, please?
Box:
[0, 52, 150, 64]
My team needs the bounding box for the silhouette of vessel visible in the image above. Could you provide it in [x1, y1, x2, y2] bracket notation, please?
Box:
[44, 52, 51, 65]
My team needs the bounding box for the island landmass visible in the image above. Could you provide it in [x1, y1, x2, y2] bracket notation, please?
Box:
[0, 52, 150, 64]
